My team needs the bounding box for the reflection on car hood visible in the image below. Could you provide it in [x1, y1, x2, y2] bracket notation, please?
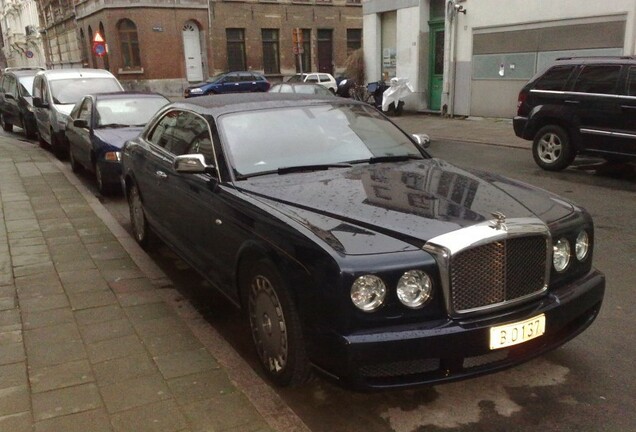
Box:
[236, 159, 575, 252]
[94, 127, 144, 149]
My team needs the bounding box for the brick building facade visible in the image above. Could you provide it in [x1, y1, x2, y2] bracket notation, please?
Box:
[36, 0, 362, 96]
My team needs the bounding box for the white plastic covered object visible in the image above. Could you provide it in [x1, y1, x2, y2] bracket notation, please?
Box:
[381, 77, 414, 112]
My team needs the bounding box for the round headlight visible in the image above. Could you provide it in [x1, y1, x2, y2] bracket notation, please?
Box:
[397, 270, 432, 309]
[575, 230, 589, 261]
[351, 275, 386, 312]
[553, 238, 571, 272]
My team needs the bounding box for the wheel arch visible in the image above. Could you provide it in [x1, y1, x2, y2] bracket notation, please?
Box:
[527, 108, 581, 149]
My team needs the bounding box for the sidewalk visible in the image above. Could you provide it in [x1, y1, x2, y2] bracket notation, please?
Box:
[393, 113, 531, 150]
[0, 135, 310, 432]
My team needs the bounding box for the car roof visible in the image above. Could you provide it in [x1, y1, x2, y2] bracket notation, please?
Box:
[171, 93, 357, 117]
[554, 56, 636, 65]
[5, 69, 42, 77]
[92, 91, 168, 101]
[35, 68, 116, 80]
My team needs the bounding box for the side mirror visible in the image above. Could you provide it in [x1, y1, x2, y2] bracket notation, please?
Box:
[73, 119, 88, 129]
[412, 133, 431, 149]
[33, 97, 48, 108]
[174, 154, 216, 175]
[4, 93, 14, 100]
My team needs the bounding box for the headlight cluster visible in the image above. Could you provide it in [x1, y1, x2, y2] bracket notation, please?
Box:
[553, 230, 590, 272]
[351, 270, 433, 312]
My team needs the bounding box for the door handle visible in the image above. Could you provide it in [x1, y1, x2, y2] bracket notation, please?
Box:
[564, 100, 580, 105]
[155, 170, 167, 179]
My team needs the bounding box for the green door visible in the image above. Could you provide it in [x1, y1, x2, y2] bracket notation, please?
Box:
[429, 22, 444, 111]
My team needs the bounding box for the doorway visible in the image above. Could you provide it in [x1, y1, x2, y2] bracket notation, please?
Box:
[317, 29, 333, 74]
[429, 21, 444, 111]
[182, 21, 204, 82]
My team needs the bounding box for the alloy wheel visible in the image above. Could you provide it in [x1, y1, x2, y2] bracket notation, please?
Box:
[537, 132, 562, 164]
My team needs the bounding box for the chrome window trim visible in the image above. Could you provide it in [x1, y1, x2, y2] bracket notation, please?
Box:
[529, 89, 633, 100]
[423, 217, 552, 318]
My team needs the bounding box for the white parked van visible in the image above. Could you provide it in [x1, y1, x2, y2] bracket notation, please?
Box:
[32, 69, 123, 153]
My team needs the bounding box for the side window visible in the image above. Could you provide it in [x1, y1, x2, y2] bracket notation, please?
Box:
[78, 99, 93, 122]
[319, 74, 329, 83]
[306, 74, 319, 83]
[225, 73, 240, 83]
[5, 76, 17, 97]
[41, 80, 49, 103]
[572, 65, 621, 95]
[533, 65, 575, 91]
[32, 77, 40, 99]
[148, 110, 179, 149]
[148, 111, 213, 162]
[627, 67, 636, 96]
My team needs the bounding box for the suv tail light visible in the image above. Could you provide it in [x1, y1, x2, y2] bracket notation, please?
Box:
[516, 91, 528, 115]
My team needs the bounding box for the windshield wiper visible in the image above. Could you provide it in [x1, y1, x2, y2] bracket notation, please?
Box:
[356, 155, 424, 164]
[98, 123, 131, 128]
[277, 163, 352, 175]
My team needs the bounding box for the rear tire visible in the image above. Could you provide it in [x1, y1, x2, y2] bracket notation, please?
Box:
[532, 125, 576, 171]
[244, 260, 311, 387]
[95, 163, 111, 195]
[22, 116, 36, 139]
[1, 113, 13, 132]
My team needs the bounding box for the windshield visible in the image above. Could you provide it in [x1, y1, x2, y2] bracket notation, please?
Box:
[17, 76, 35, 96]
[208, 73, 226, 83]
[50, 78, 122, 105]
[219, 103, 423, 177]
[96, 96, 169, 128]
[287, 75, 304, 83]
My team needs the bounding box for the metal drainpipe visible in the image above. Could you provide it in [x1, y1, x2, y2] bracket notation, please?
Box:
[449, 4, 459, 117]
[442, 0, 454, 115]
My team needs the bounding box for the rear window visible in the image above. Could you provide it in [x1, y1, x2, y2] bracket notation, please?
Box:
[572, 65, 622, 95]
[533, 65, 575, 91]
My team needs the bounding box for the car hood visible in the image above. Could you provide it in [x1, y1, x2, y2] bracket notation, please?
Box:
[235, 159, 575, 253]
[94, 127, 143, 149]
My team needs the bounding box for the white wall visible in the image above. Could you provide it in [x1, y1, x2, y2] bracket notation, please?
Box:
[363, 13, 382, 83]
[396, 7, 422, 110]
[454, 0, 636, 63]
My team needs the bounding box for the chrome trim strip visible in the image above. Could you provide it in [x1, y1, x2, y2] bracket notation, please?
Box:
[423, 217, 552, 318]
[580, 128, 636, 139]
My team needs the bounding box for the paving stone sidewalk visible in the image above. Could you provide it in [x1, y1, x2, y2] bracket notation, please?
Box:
[0, 136, 308, 432]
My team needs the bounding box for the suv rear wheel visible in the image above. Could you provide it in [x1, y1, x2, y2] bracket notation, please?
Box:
[532, 125, 576, 171]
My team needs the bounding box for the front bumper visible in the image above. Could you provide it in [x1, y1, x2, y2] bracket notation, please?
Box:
[315, 269, 605, 390]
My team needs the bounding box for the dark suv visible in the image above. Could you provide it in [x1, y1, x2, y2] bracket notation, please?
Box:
[0, 67, 44, 139]
[514, 56, 636, 170]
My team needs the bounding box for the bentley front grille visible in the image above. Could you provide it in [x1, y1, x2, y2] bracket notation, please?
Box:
[450, 235, 548, 313]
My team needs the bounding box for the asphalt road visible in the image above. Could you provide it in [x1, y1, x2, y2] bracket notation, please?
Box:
[22, 130, 636, 432]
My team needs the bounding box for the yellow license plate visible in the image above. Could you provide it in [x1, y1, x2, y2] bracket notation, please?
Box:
[489, 314, 546, 350]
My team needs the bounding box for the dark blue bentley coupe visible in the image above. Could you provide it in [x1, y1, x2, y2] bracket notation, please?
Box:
[121, 93, 605, 390]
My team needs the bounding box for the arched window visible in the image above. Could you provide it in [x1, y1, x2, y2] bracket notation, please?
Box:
[118, 19, 141, 70]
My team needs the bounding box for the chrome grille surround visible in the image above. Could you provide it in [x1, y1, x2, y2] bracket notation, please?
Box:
[423, 217, 551, 318]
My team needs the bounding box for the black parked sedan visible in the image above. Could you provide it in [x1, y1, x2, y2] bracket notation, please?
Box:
[0, 67, 44, 139]
[121, 94, 605, 390]
[66, 92, 169, 194]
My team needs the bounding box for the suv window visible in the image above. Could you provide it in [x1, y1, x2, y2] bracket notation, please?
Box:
[627, 67, 636, 96]
[533, 65, 575, 91]
[572, 65, 621, 95]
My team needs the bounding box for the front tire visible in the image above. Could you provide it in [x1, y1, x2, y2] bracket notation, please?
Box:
[245, 260, 311, 387]
[532, 125, 576, 171]
[128, 182, 153, 249]
[22, 116, 36, 139]
[95, 163, 111, 195]
[1, 113, 13, 132]
[69, 147, 81, 173]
